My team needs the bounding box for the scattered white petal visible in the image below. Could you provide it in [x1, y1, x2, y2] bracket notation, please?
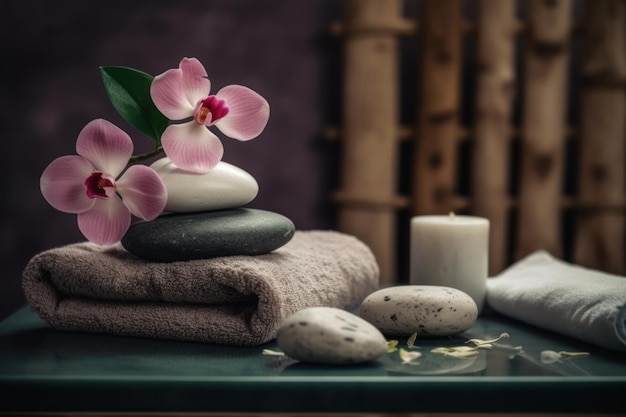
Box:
[387, 339, 399, 353]
[559, 351, 590, 359]
[466, 332, 509, 346]
[540, 350, 562, 363]
[499, 345, 524, 353]
[431, 346, 480, 358]
[399, 348, 422, 364]
[540, 350, 590, 364]
[262, 349, 285, 357]
[502, 345, 525, 358]
[448, 346, 480, 353]
[407, 332, 419, 349]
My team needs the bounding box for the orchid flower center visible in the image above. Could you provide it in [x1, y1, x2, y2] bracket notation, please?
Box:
[85, 172, 116, 199]
[193, 95, 229, 126]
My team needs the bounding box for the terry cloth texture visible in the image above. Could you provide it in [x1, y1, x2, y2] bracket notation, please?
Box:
[487, 251, 626, 352]
[23, 230, 379, 346]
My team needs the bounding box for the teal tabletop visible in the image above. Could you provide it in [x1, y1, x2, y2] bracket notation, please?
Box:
[1, 306, 625, 414]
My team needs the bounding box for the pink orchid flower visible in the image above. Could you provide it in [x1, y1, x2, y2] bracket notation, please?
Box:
[40, 119, 167, 245]
[150, 57, 270, 173]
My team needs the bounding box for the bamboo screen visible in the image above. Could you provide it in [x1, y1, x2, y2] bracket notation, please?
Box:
[331, 0, 626, 285]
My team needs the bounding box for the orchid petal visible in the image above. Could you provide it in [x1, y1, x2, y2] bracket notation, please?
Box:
[160, 122, 224, 173]
[151, 57, 210, 120]
[40, 155, 96, 214]
[215, 85, 270, 141]
[75, 119, 133, 177]
[116, 165, 167, 220]
[77, 197, 131, 245]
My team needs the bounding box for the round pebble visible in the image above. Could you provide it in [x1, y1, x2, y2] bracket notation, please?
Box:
[151, 157, 259, 213]
[277, 307, 388, 365]
[359, 285, 478, 337]
[121, 208, 295, 262]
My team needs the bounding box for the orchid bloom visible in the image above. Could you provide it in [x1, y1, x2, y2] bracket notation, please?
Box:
[40, 119, 167, 245]
[150, 57, 270, 173]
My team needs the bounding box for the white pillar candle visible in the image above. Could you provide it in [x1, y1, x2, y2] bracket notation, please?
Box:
[410, 213, 489, 313]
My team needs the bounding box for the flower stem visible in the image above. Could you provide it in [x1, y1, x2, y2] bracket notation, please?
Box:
[129, 146, 164, 165]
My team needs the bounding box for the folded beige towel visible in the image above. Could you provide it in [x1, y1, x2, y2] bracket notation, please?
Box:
[22, 230, 379, 346]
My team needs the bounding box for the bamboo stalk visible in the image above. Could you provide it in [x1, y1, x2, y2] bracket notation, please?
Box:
[516, 0, 572, 260]
[574, 0, 626, 274]
[336, 0, 402, 285]
[472, 0, 517, 275]
[329, 18, 417, 36]
[412, 0, 464, 216]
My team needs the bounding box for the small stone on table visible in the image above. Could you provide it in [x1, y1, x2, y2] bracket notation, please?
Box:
[277, 307, 388, 365]
[359, 285, 478, 337]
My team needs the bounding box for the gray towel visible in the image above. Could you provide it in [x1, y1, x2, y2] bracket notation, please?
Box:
[487, 251, 626, 352]
[22, 230, 379, 346]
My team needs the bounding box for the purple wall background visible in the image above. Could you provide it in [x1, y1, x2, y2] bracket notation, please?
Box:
[1, 1, 343, 320]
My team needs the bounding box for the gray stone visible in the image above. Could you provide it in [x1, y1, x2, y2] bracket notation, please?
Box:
[121, 208, 295, 262]
[277, 307, 388, 365]
[359, 285, 478, 337]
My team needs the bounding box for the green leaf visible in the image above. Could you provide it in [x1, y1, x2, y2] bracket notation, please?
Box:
[100, 66, 169, 143]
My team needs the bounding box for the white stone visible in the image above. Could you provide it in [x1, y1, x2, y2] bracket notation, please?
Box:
[277, 307, 388, 365]
[150, 157, 259, 213]
[359, 285, 478, 337]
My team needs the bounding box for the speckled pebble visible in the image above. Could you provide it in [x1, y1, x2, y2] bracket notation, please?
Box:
[277, 307, 388, 365]
[359, 285, 478, 337]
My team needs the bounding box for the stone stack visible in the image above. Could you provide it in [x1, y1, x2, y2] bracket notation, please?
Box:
[121, 157, 295, 261]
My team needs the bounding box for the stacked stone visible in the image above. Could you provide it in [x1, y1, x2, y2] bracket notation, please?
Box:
[121, 157, 295, 262]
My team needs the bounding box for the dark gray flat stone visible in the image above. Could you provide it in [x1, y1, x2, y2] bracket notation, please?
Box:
[121, 208, 295, 262]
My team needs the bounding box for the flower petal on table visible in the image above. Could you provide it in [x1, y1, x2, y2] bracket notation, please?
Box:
[116, 165, 167, 220]
[215, 85, 270, 141]
[40, 155, 95, 214]
[77, 197, 131, 245]
[75, 119, 133, 177]
[160, 122, 224, 173]
[151, 57, 210, 120]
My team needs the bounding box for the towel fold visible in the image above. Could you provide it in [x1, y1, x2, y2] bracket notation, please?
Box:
[22, 230, 379, 346]
[487, 251, 626, 352]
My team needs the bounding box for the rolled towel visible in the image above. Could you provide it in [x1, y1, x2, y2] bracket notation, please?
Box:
[22, 230, 379, 346]
[487, 251, 626, 352]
